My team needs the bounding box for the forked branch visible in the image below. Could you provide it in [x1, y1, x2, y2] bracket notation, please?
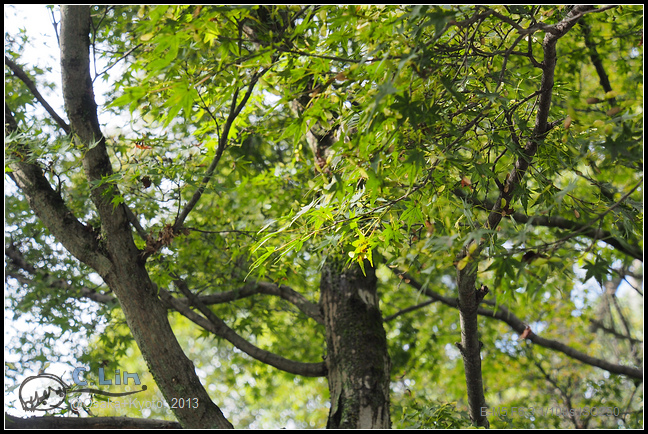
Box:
[162, 277, 327, 377]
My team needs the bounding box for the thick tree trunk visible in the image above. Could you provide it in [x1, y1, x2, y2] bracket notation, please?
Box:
[319, 256, 391, 428]
[45, 6, 234, 428]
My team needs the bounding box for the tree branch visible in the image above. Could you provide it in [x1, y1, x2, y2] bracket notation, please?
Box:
[93, 43, 143, 83]
[454, 7, 597, 426]
[59, 8, 233, 428]
[510, 212, 642, 261]
[123, 204, 148, 241]
[5, 105, 112, 276]
[485, 5, 597, 233]
[60, 6, 130, 237]
[276, 47, 364, 64]
[397, 270, 643, 381]
[580, 17, 616, 106]
[383, 299, 437, 323]
[453, 187, 643, 261]
[161, 279, 327, 377]
[5, 56, 71, 134]
[531, 360, 584, 428]
[542, 179, 643, 252]
[589, 319, 643, 346]
[8, 22, 143, 243]
[176, 280, 324, 325]
[173, 70, 266, 233]
[6, 243, 322, 324]
[5, 243, 115, 305]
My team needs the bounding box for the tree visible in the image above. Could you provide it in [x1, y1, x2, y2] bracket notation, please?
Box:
[5, 5, 643, 429]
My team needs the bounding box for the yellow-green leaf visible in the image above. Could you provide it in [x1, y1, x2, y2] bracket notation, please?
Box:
[357, 256, 367, 276]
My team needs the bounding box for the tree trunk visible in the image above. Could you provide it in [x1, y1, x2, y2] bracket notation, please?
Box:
[454, 6, 596, 428]
[319, 256, 391, 428]
[455, 262, 489, 427]
[54, 6, 233, 428]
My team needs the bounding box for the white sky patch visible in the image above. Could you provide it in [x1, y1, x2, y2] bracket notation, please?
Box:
[5, 5, 91, 416]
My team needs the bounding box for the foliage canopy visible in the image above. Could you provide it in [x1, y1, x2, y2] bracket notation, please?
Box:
[5, 5, 643, 429]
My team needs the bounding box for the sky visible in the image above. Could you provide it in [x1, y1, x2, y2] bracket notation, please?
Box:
[4, 5, 106, 417]
[5, 6, 64, 112]
[5, 5, 210, 419]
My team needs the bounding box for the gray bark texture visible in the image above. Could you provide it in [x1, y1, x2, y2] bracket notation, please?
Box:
[6, 6, 234, 428]
[455, 5, 597, 428]
[319, 257, 392, 428]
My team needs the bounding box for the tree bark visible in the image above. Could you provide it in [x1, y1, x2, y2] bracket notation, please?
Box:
[455, 262, 489, 427]
[7, 6, 234, 428]
[319, 256, 391, 428]
[455, 5, 596, 428]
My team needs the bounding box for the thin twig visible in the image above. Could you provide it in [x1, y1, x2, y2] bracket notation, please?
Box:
[172, 69, 267, 233]
[5, 56, 70, 134]
[396, 269, 643, 380]
[93, 44, 142, 83]
[383, 299, 437, 322]
[49, 6, 61, 47]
